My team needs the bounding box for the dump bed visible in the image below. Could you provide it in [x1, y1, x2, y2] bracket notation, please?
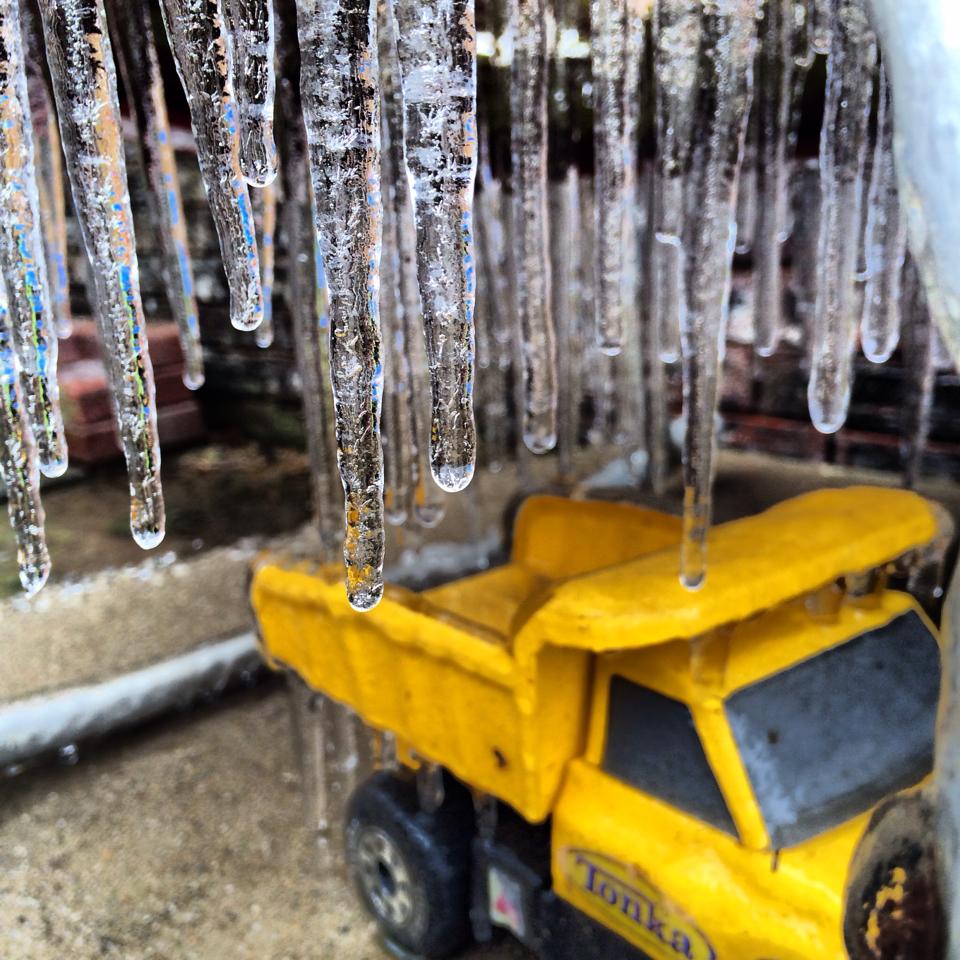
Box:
[251, 487, 938, 822]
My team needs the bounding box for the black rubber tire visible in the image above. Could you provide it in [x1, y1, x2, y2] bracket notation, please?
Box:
[345, 772, 474, 959]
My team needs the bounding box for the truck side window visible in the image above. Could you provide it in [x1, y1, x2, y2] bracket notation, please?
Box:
[603, 676, 738, 837]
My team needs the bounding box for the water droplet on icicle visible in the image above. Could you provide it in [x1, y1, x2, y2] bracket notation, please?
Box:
[392, 0, 478, 492]
[807, 0, 875, 434]
[679, 0, 758, 590]
[0, 284, 50, 596]
[510, 0, 558, 454]
[297, 0, 385, 610]
[158, 0, 264, 332]
[106, 0, 205, 390]
[652, 0, 701, 365]
[860, 65, 905, 365]
[0, 1, 67, 479]
[38, 0, 165, 549]
[224, 0, 279, 187]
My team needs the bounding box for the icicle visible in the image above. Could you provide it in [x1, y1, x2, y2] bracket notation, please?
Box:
[791, 156, 821, 338]
[252, 181, 277, 349]
[900, 255, 934, 490]
[652, 0, 700, 364]
[679, 0, 758, 590]
[810, 0, 830, 54]
[21, 2, 71, 340]
[392, 0, 478, 491]
[807, 0, 875, 433]
[224, 0, 278, 186]
[590, 0, 628, 353]
[107, 0, 205, 389]
[0, 284, 49, 595]
[38, 0, 164, 548]
[792, 0, 814, 69]
[510, 0, 557, 453]
[158, 0, 264, 332]
[552, 167, 580, 479]
[296, 0, 385, 610]
[0, 0, 67, 478]
[752, 0, 792, 357]
[860, 66, 905, 364]
[734, 119, 756, 256]
[379, 0, 418, 527]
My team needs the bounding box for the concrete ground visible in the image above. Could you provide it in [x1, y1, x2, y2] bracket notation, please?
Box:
[0, 685, 528, 960]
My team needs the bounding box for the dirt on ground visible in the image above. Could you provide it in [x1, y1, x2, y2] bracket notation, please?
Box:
[0, 686, 528, 960]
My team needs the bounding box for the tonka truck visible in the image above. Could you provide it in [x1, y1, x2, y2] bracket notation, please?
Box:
[251, 487, 944, 960]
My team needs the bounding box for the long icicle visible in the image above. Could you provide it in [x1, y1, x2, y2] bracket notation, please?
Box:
[38, 0, 164, 548]
[807, 0, 875, 433]
[392, 0, 478, 491]
[106, 0, 205, 389]
[900, 255, 935, 491]
[860, 65, 905, 364]
[223, 0, 278, 186]
[652, 0, 700, 365]
[297, 0, 385, 609]
[510, 0, 557, 453]
[679, 0, 758, 589]
[158, 0, 264, 332]
[252, 179, 276, 349]
[752, 0, 792, 356]
[0, 279, 49, 595]
[379, 0, 418, 527]
[20, 0, 71, 340]
[590, 0, 628, 354]
[0, 0, 67, 478]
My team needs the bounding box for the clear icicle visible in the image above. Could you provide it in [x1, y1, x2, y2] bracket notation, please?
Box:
[679, 0, 758, 590]
[39, 0, 164, 548]
[810, 0, 831, 53]
[379, 0, 418, 527]
[106, 0, 205, 389]
[860, 66, 905, 364]
[224, 0, 278, 186]
[734, 118, 756, 256]
[296, 0, 385, 610]
[252, 181, 277, 349]
[590, 0, 629, 354]
[0, 1, 67, 478]
[21, 3, 71, 340]
[752, 0, 792, 357]
[791, 157, 821, 338]
[652, 0, 700, 364]
[392, 0, 478, 492]
[158, 0, 264, 332]
[900, 255, 935, 490]
[792, 0, 814, 68]
[807, 0, 875, 434]
[0, 284, 49, 596]
[510, 0, 557, 453]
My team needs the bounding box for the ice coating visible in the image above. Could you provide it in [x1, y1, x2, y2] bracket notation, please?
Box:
[296, 0, 385, 610]
[860, 66, 905, 364]
[590, 0, 629, 353]
[38, 0, 164, 548]
[392, 0, 478, 492]
[21, 0, 71, 340]
[807, 0, 875, 434]
[252, 180, 276, 349]
[900, 255, 934, 490]
[652, 0, 700, 364]
[107, 0, 204, 389]
[510, 0, 557, 453]
[752, 0, 793, 357]
[223, 0, 278, 186]
[379, 0, 418, 526]
[0, 280, 49, 595]
[679, 0, 758, 589]
[158, 0, 264, 332]
[0, 0, 66, 478]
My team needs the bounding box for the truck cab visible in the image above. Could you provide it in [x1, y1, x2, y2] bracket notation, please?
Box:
[251, 487, 944, 960]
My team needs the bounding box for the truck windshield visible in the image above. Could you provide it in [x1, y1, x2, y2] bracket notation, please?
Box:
[726, 610, 940, 849]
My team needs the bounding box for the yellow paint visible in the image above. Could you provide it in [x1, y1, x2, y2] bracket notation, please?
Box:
[251, 487, 941, 958]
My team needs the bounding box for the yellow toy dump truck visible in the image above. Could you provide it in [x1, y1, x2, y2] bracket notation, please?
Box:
[251, 487, 944, 960]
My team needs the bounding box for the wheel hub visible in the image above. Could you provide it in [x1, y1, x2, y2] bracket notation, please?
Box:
[356, 827, 415, 928]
